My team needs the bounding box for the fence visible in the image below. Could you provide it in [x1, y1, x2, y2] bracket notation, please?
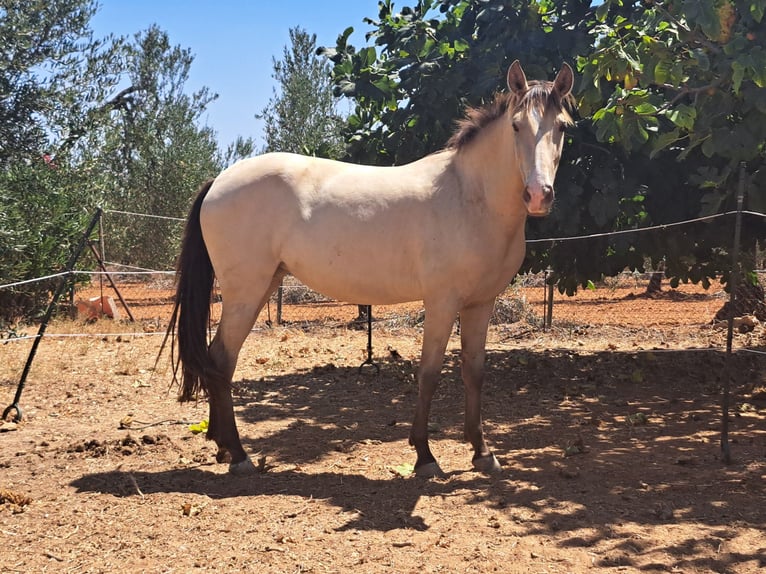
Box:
[2, 203, 765, 338]
[3, 196, 766, 417]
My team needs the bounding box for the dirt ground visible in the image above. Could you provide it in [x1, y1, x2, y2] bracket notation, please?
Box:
[1, 282, 765, 573]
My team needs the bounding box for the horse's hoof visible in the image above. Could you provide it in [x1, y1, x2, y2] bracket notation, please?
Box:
[414, 461, 446, 479]
[473, 453, 502, 475]
[228, 456, 256, 475]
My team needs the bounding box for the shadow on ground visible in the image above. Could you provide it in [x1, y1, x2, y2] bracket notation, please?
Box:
[71, 347, 766, 571]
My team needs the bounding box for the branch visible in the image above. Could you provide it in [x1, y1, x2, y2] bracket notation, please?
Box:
[103, 85, 140, 111]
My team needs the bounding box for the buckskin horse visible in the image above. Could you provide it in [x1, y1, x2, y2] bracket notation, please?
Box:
[168, 61, 575, 477]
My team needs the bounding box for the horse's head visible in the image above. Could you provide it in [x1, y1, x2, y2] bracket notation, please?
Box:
[507, 61, 574, 217]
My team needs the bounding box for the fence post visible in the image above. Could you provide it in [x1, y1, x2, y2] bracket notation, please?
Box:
[277, 280, 283, 325]
[721, 163, 746, 465]
[358, 305, 379, 374]
[3, 209, 102, 422]
[542, 270, 549, 331]
[542, 268, 554, 331]
[546, 280, 554, 330]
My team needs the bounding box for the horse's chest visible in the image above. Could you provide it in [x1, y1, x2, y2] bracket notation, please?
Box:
[461, 236, 526, 302]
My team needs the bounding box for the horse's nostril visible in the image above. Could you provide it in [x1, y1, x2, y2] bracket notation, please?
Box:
[523, 189, 532, 203]
[543, 185, 554, 198]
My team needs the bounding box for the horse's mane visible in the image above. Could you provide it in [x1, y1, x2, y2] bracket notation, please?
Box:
[446, 80, 575, 150]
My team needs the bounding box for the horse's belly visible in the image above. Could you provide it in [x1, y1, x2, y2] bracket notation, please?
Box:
[286, 251, 423, 305]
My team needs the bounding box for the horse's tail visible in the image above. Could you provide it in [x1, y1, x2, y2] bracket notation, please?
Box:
[163, 178, 217, 402]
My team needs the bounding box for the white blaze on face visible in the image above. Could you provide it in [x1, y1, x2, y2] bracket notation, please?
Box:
[516, 105, 562, 217]
[505, 60, 574, 218]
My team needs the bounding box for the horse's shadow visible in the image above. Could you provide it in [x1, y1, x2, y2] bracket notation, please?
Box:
[69, 464, 503, 532]
[71, 346, 764, 544]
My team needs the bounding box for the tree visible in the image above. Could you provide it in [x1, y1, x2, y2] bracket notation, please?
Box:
[257, 27, 345, 157]
[579, 0, 766, 289]
[0, 3, 227, 322]
[79, 25, 223, 269]
[322, 0, 766, 295]
[0, 0, 121, 323]
[0, 0, 123, 165]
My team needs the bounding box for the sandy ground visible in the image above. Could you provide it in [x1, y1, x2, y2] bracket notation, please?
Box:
[1, 281, 764, 573]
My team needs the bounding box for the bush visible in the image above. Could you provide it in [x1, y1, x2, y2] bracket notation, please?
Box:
[0, 159, 96, 323]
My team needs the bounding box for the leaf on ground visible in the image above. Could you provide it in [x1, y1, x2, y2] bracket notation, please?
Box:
[563, 437, 587, 457]
[188, 419, 209, 434]
[627, 412, 649, 426]
[563, 444, 584, 457]
[391, 462, 414, 477]
[0, 489, 32, 507]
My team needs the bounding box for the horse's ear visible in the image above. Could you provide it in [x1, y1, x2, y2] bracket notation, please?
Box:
[507, 60, 528, 95]
[553, 62, 574, 98]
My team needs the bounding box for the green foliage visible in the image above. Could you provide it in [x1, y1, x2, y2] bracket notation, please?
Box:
[324, 0, 595, 164]
[0, 0, 117, 321]
[1, 3, 226, 321]
[579, 0, 766, 288]
[0, 0, 125, 165]
[323, 0, 766, 293]
[0, 158, 97, 322]
[80, 26, 221, 269]
[257, 27, 345, 158]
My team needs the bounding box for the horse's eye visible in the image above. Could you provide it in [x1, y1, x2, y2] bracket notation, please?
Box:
[558, 123, 566, 133]
[512, 122, 520, 133]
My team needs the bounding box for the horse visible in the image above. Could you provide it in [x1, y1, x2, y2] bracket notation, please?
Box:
[167, 60, 575, 477]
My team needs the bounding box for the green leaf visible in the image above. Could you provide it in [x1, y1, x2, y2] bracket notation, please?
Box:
[596, 0, 610, 22]
[732, 60, 745, 94]
[752, 1, 765, 22]
[391, 462, 415, 477]
[654, 60, 672, 85]
[189, 419, 209, 434]
[359, 46, 377, 68]
[691, 48, 710, 71]
[634, 102, 658, 115]
[666, 104, 696, 130]
[650, 128, 682, 158]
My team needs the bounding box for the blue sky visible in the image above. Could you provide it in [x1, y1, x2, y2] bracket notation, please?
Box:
[91, 1, 383, 149]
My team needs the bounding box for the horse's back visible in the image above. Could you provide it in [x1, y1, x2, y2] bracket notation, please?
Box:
[199, 153, 448, 304]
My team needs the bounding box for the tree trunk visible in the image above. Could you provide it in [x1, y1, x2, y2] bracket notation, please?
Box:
[715, 280, 766, 322]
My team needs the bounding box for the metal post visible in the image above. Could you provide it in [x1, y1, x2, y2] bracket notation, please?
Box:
[2, 209, 102, 422]
[358, 305, 379, 374]
[721, 163, 746, 465]
[542, 270, 549, 332]
[546, 280, 554, 330]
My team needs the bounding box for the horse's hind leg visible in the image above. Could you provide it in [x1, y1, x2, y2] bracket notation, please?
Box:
[206, 272, 283, 473]
[459, 301, 502, 474]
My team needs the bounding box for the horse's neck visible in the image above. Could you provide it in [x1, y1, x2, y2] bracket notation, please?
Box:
[454, 119, 526, 225]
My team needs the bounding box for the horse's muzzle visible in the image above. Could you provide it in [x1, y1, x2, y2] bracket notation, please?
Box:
[524, 184, 554, 217]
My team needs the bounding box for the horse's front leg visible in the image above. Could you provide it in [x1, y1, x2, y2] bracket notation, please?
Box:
[460, 301, 502, 474]
[410, 304, 456, 478]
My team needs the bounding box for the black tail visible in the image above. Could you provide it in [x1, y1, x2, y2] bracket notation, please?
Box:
[163, 179, 217, 401]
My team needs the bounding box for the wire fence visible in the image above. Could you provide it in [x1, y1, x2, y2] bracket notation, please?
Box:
[2, 206, 765, 342]
[3, 202, 764, 461]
